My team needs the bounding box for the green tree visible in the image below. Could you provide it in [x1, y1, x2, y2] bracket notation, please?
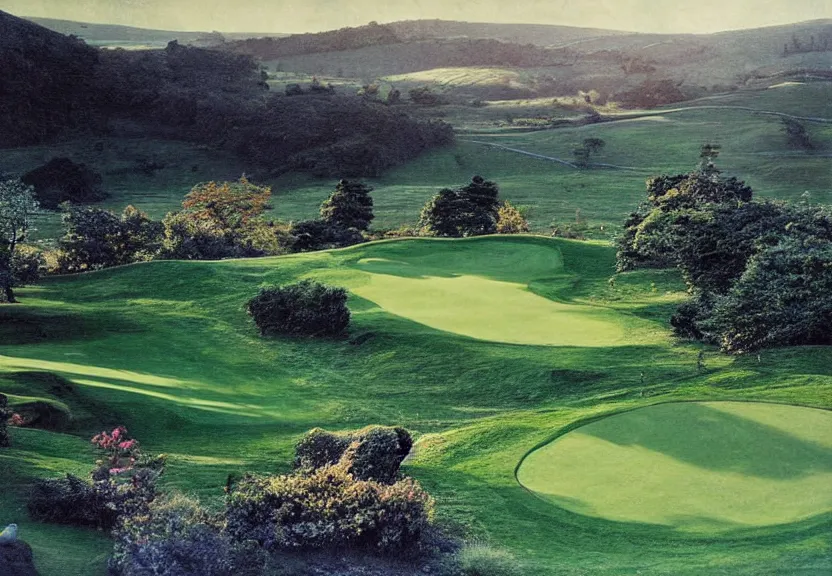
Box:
[572, 137, 606, 168]
[320, 180, 374, 231]
[0, 179, 40, 303]
[420, 176, 501, 237]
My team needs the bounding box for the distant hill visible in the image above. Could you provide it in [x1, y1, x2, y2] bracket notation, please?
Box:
[238, 18, 832, 105]
[28, 17, 287, 49]
[0, 11, 452, 178]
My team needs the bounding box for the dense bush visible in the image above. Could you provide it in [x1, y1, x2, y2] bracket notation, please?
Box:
[700, 238, 832, 352]
[495, 202, 529, 234]
[289, 219, 363, 252]
[21, 158, 107, 210]
[246, 280, 350, 337]
[0, 393, 10, 448]
[27, 427, 164, 530]
[455, 543, 522, 576]
[420, 176, 501, 237]
[57, 205, 162, 272]
[110, 493, 274, 576]
[294, 426, 413, 484]
[27, 474, 114, 528]
[225, 462, 434, 552]
[618, 147, 832, 352]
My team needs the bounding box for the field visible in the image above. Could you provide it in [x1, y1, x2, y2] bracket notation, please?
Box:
[2, 236, 831, 575]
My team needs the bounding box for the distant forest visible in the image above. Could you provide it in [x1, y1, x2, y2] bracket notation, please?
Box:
[0, 11, 453, 177]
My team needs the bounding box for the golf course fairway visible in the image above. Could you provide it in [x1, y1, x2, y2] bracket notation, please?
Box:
[517, 401, 832, 532]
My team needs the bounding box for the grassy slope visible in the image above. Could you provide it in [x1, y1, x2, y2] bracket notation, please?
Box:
[1, 236, 830, 575]
[518, 401, 832, 530]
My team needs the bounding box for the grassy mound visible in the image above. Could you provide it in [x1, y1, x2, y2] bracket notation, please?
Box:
[517, 401, 832, 531]
[1, 236, 830, 575]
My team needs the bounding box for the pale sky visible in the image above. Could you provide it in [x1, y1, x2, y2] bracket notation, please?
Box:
[2, 0, 831, 34]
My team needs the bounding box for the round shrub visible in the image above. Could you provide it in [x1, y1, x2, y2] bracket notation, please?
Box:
[294, 425, 413, 484]
[21, 157, 107, 210]
[246, 280, 350, 337]
[456, 543, 522, 576]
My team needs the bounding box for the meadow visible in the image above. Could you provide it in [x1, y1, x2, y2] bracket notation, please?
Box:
[2, 236, 831, 575]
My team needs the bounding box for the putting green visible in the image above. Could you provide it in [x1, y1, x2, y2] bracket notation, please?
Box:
[517, 402, 832, 531]
[345, 240, 658, 347]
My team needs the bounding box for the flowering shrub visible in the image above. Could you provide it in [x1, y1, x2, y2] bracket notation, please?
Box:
[27, 426, 164, 530]
[294, 425, 413, 484]
[225, 459, 434, 553]
[9, 413, 27, 427]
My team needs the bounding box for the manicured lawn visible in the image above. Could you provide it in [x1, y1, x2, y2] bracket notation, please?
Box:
[1, 236, 830, 575]
[517, 401, 832, 531]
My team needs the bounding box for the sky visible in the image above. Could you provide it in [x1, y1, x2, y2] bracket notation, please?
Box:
[1, 0, 831, 34]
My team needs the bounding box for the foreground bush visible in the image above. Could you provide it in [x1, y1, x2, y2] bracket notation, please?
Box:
[226, 462, 434, 552]
[110, 493, 274, 576]
[27, 427, 164, 530]
[295, 425, 413, 484]
[246, 280, 350, 337]
[27, 474, 113, 528]
[455, 543, 522, 576]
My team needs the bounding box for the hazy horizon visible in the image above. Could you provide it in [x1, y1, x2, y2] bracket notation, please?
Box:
[1, 0, 831, 35]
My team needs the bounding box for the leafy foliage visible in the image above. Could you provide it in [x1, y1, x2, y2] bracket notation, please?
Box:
[0, 178, 40, 302]
[57, 205, 162, 273]
[294, 426, 413, 484]
[289, 219, 364, 252]
[618, 148, 832, 352]
[780, 117, 815, 151]
[110, 493, 273, 576]
[246, 280, 350, 337]
[701, 237, 832, 352]
[495, 202, 530, 234]
[420, 176, 501, 237]
[320, 180, 375, 231]
[20, 158, 107, 210]
[27, 427, 164, 531]
[225, 462, 434, 553]
[572, 137, 606, 168]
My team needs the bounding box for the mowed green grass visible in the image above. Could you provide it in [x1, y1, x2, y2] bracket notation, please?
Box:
[1, 236, 831, 575]
[518, 401, 832, 531]
[2, 83, 829, 241]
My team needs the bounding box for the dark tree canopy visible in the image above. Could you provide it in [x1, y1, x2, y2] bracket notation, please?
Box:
[21, 158, 107, 210]
[320, 180, 374, 231]
[420, 176, 501, 237]
[618, 148, 832, 353]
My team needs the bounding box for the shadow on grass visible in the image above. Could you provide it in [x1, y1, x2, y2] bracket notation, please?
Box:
[0, 306, 144, 345]
[582, 403, 832, 479]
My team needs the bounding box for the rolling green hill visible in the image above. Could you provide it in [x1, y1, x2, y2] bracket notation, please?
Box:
[2, 236, 830, 575]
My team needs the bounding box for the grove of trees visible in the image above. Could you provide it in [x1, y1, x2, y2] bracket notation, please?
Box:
[617, 146, 832, 352]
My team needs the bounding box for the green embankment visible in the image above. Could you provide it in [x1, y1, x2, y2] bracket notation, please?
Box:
[1, 236, 830, 575]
